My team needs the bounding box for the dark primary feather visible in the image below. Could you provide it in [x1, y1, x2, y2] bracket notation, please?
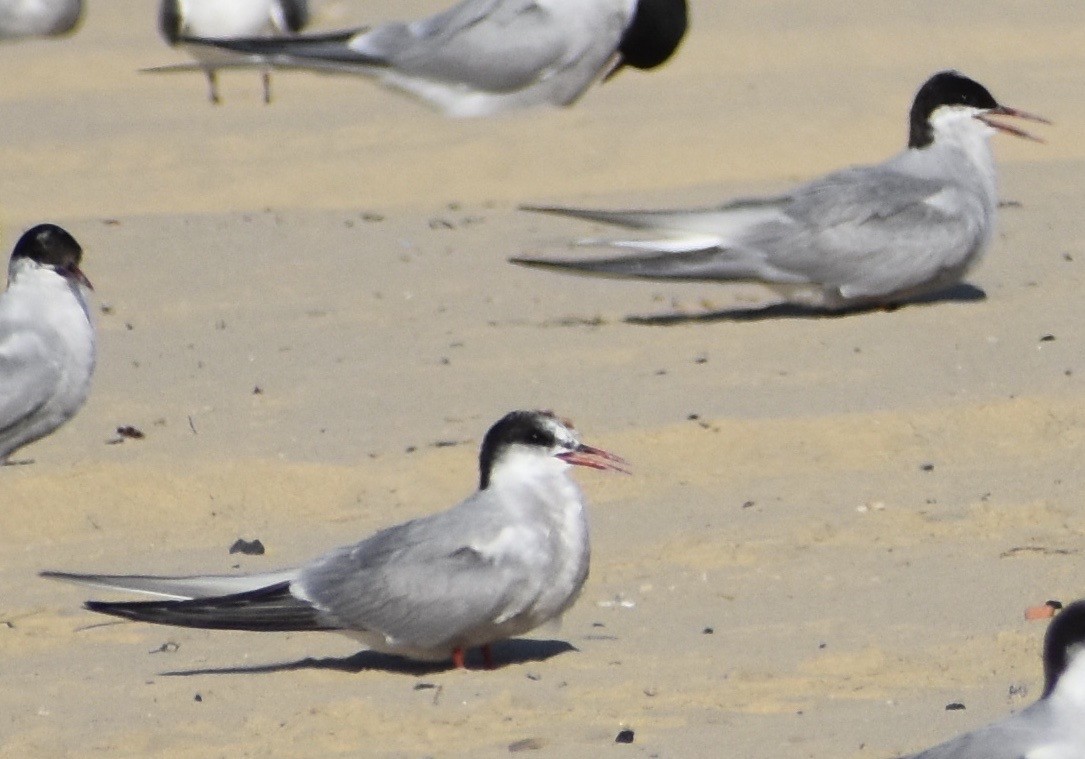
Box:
[84, 581, 335, 632]
[184, 28, 369, 64]
[298, 510, 539, 650]
[511, 248, 727, 281]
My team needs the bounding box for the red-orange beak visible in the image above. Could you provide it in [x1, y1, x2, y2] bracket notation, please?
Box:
[64, 263, 93, 291]
[976, 106, 1051, 143]
[557, 443, 630, 474]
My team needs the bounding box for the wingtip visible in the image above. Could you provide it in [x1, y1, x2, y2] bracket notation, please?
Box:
[508, 256, 571, 271]
[40, 570, 79, 581]
[518, 204, 579, 218]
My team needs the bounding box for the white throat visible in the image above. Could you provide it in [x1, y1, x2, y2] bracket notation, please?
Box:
[927, 107, 1000, 201]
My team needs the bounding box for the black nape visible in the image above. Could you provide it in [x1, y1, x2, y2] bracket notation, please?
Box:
[617, 0, 688, 72]
[11, 224, 82, 270]
[908, 70, 999, 149]
[478, 411, 560, 489]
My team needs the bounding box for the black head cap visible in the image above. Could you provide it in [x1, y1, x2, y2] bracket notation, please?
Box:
[281, 0, 310, 33]
[1041, 599, 1085, 698]
[11, 224, 83, 271]
[617, 0, 688, 71]
[908, 71, 1000, 149]
[478, 410, 565, 489]
[158, 0, 182, 44]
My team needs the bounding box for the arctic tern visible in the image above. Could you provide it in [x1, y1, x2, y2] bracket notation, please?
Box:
[156, 0, 311, 103]
[896, 599, 1085, 758]
[513, 71, 1049, 311]
[0, 224, 95, 465]
[174, 0, 688, 117]
[43, 411, 629, 669]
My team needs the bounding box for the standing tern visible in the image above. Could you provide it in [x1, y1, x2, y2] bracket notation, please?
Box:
[512, 71, 1049, 311]
[42, 411, 629, 669]
[0, 0, 82, 40]
[156, 0, 311, 104]
[895, 599, 1085, 758]
[174, 0, 688, 117]
[0, 224, 95, 465]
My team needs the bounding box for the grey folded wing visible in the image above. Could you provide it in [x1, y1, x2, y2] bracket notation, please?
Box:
[82, 581, 335, 631]
[762, 167, 987, 298]
[298, 516, 541, 650]
[516, 168, 985, 297]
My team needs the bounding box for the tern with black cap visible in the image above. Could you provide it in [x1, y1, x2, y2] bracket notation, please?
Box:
[43, 411, 628, 669]
[172, 0, 688, 117]
[514, 71, 1049, 311]
[896, 599, 1085, 758]
[0, 224, 95, 465]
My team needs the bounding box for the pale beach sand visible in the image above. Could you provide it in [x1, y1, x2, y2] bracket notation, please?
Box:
[2, 1, 1085, 757]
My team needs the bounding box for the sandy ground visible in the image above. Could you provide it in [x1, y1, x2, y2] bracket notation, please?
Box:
[2, 1, 1085, 756]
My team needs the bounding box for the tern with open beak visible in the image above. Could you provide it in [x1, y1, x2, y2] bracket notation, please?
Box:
[43, 410, 629, 669]
[514, 71, 1050, 312]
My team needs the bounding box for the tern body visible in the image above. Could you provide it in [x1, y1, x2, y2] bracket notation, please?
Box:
[178, 0, 687, 117]
[897, 600, 1085, 758]
[157, 0, 310, 103]
[514, 71, 1048, 310]
[43, 411, 628, 667]
[0, 225, 94, 464]
[0, 0, 81, 39]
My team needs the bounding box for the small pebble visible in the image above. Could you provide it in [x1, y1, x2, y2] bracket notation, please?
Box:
[229, 539, 265, 556]
[508, 738, 543, 752]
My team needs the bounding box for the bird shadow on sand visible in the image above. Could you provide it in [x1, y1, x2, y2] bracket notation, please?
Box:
[160, 639, 577, 677]
[624, 283, 986, 325]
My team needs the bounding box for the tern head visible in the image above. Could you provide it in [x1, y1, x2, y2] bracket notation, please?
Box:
[1041, 599, 1085, 699]
[478, 410, 629, 490]
[608, 0, 687, 80]
[907, 70, 1049, 149]
[9, 223, 92, 291]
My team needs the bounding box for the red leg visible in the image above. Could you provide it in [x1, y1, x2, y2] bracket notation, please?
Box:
[482, 644, 495, 670]
[451, 647, 466, 669]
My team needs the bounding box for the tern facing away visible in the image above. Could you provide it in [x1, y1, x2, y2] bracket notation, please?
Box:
[895, 599, 1085, 758]
[0, 224, 95, 465]
[43, 411, 629, 669]
[156, 0, 311, 104]
[0, 0, 82, 40]
[174, 0, 688, 117]
[513, 71, 1049, 311]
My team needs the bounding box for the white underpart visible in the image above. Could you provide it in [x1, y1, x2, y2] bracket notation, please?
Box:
[175, 0, 283, 67]
[0, 258, 95, 461]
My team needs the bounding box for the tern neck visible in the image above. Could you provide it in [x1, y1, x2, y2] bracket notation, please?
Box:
[484, 451, 570, 493]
